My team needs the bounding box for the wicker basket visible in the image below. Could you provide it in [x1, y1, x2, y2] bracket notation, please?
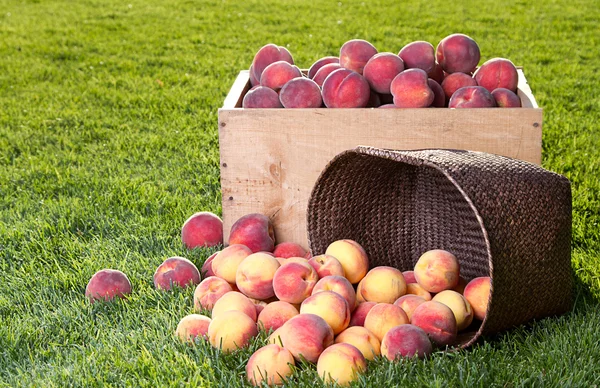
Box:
[306, 146, 572, 348]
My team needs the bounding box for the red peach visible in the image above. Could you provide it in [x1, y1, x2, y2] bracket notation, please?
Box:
[435, 33, 480, 74]
[175, 314, 211, 343]
[364, 303, 409, 342]
[193, 276, 233, 312]
[275, 313, 334, 363]
[211, 291, 257, 321]
[492, 88, 522, 107]
[251, 44, 294, 84]
[428, 79, 446, 107]
[212, 244, 252, 285]
[273, 261, 319, 304]
[381, 324, 433, 360]
[208, 310, 258, 353]
[399, 41, 436, 73]
[427, 62, 445, 84]
[441, 72, 478, 101]
[448, 86, 496, 108]
[414, 249, 460, 293]
[335, 326, 381, 360]
[242, 86, 283, 108]
[402, 270, 416, 284]
[324, 239, 369, 284]
[236, 252, 280, 300]
[181, 211, 223, 249]
[411, 301, 457, 347]
[280, 77, 323, 108]
[260, 61, 302, 92]
[393, 294, 427, 321]
[357, 266, 407, 304]
[153, 256, 201, 290]
[312, 63, 343, 87]
[349, 302, 376, 327]
[258, 301, 299, 332]
[390, 68, 435, 108]
[249, 65, 259, 87]
[312, 275, 356, 311]
[463, 276, 491, 321]
[273, 242, 307, 259]
[246, 344, 295, 386]
[201, 251, 218, 278]
[474, 58, 519, 93]
[339, 39, 378, 74]
[321, 68, 371, 108]
[308, 56, 340, 79]
[308, 254, 345, 278]
[85, 269, 132, 302]
[316, 343, 367, 386]
[229, 213, 276, 253]
[363, 52, 405, 94]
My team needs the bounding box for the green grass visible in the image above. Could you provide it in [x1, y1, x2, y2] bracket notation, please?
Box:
[1, 0, 599, 386]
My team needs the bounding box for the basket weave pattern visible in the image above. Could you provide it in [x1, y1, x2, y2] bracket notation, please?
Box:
[307, 146, 572, 348]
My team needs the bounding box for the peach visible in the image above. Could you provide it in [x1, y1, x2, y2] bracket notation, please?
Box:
[312, 62, 343, 87]
[273, 242, 307, 259]
[193, 276, 233, 312]
[324, 239, 369, 284]
[85, 269, 132, 302]
[428, 79, 446, 107]
[260, 61, 302, 92]
[463, 276, 491, 321]
[390, 68, 435, 108]
[312, 275, 356, 311]
[251, 44, 294, 83]
[316, 343, 367, 386]
[414, 249, 460, 293]
[275, 313, 334, 363]
[308, 254, 345, 278]
[208, 310, 258, 353]
[474, 58, 519, 93]
[201, 251, 218, 278]
[153, 256, 201, 290]
[448, 86, 496, 108]
[410, 301, 457, 347]
[393, 294, 427, 321]
[308, 56, 339, 79]
[250, 298, 268, 316]
[363, 52, 405, 94]
[211, 291, 257, 321]
[339, 39, 378, 74]
[357, 266, 407, 304]
[272, 261, 319, 304]
[246, 344, 295, 386]
[335, 326, 381, 360]
[435, 33, 480, 74]
[279, 77, 323, 108]
[175, 314, 211, 343]
[181, 211, 223, 249]
[300, 290, 351, 335]
[321, 68, 371, 108]
[249, 65, 259, 87]
[276, 256, 308, 266]
[349, 302, 376, 327]
[402, 270, 417, 284]
[398, 41, 436, 73]
[405, 283, 432, 300]
[242, 86, 283, 108]
[235, 252, 280, 300]
[381, 324, 433, 360]
[441, 72, 477, 101]
[355, 279, 366, 303]
[229, 213, 276, 253]
[427, 62, 445, 84]
[432, 290, 473, 331]
[364, 303, 409, 342]
[258, 301, 299, 332]
[212, 244, 252, 284]
[492, 88, 522, 107]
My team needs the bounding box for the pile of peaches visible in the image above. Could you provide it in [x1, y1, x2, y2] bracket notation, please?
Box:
[85, 211, 492, 386]
[243, 33, 522, 109]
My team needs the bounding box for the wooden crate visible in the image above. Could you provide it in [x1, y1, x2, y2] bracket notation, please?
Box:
[218, 69, 542, 249]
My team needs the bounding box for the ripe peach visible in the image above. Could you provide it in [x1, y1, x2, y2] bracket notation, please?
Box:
[273, 242, 307, 259]
[279, 77, 323, 108]
[381, 324, 433, 360]
[448, 86, 496, 108]
[249, 65, 259, 87]
[428, 62, 445, 84]
[246, 344, 295, 386]
[402, 270, 416, 284]
[441, 72, 477, 101]
[260, 61, 302, 92]
[414, 249, 460, 293]
[85, 269, 132, 302]
[364, 303, 409, 342]
[194, 276, 233, 312]
[235, 252, 280, 300]
[312, 63, 343, 87]
[349, 302, 376, 327]
[463, 276, 491, 321]
[201, 251, 218, 278]
[357, 266, 407, 304]
[308, 254, 345, 278]
[275, 313, 334, 363]
[435, 33, 480, 74]
[411, 301, 457, 347]
[432, 290, 473, 331]
[363, 52, 405, 94]
[308, 56, 339, 79]
[335, 326, 381, 360]
[175, 314, 211, 343]
[153, 256, 201, 290]
[399, 41, 436, 73]
[242, 86, 283, 108]
[212, 244, 252, 285]
[316, 343, 367, 386]
[181, 211, 223, 249]
[428, 79, 446, 107]
[474, 58, 519, 93]
[339, 39, 378, 74]
[492, 88, 522, 107]
[355, 279, 366, 303]
[229, 213, 276, 253]
[211, 291, 257, 321]
[405, 283, 432, 300]
[393, 294, 427, 321]
[257, 301, 299, 332]
[300, 291, 351, 335]
[390, 68, 435, 108]
[321, 68, 371, 108]
[251, 44, 294, 83]
[273, 261, 319, 304]
[312, 275, 356, 311]
[324, 239, 369, 284]
[208, 310, 258, 353]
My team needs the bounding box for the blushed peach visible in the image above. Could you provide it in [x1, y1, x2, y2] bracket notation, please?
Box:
[275, 313, 334, 363]
[300, 291, 351, 335]
[428, 79, 446, 107]
[321, 68, 371, 108]
[181, 212, 223, 249]
[258, 301, 299, 332]
[463, 276, 491, 321]
[260, 61, 302, 92]
[339, 39, 378, 74]
[448, 86, 496, 108]
[381, 324, 433, 360]
[275, 256, 308, 266]
[229, 213, 276, 253]
[279, 77, 323, 108]
[308, 56, 339, 79]
[349, 302, 376, 327]
[432, 290, 473, 331]
[273, 242, 307, 259]
[357, 266, 407, 304]
[325, 239, 369, 284]
[312, 63, 343, 87]
[474, 58, 519, 93]
[492, 88, 522, 107]
[249, 298, 268, 316]
[335, 326, 381, 360]
[312, 275, 356, 312]
[153, 256, 201, 290]
[427, 62, 445, 84]
[212, 244, 252, 285]
[411, 301, 457, 347]
[390, 68, 435, 108]
[242, 86, 283, 108]
[249, 65, 259, 87]
[316, 343, 367, 386]
[246, 344, 295, 386]
[436, 33, 480, 74]
[414, 249, 460, 293]
[308, 254, 345, 278]
[251, 44, 294, 84]
[208, 310, 258, 353]
[175, 314, 211, 343]
[405, 283, 432, 300]
[211, 291, 257, 321]
[363, 52, 405, 94]
[273, 261, 319, 304]
[399, 41, 436, 73]
[201, 251, 218, 278]
[393, 294, 427, 321]
[194, 276, 233, 312]
[441, 72, 478, 101]
[402, 270, 417, 284]
[236, 252, 280, 300]
[364, 303, 409, 342]
[85, 269, 132, 302]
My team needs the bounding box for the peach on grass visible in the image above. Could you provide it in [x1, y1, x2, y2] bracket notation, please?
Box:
[492, 88, 522, 107]
[181, 211, 223, 249]
[399, 41, 436, 73]
[312, 63, 343, 87]
[308, 56, 340, 79]
[312, 275, 356, 312]
[335, 326, 381, 360]
[325, 239, 369, 284]
[235, 252, 280, 300]
[208, 310, 258, 353]
[308, 254, 345, 278]
[436, 33, 480, 74]
[258, 301, 299, 332]
[474, 58, 519, 93]
[410, 301, 457, 347]
[339, 39, 378, 74]
[432, 290, 474, 331]
[175, 314, 211, 343]
[153, 256, 201, 290]
[321, 68, 371, 108]
[193, 276, 233, 312]
[246, 344, 295, 386]
[316, 343, 367, 387]
[406, 283, 432, 300]
[273, 261, 319, 304]
[448, 86, 496, 108]
[463, 276, 491, 321]
[363, 52, 405, 94]
[260, 61, 302, 92]
[357, 266, 407, 304]
[251, 44, 294, 84]
[211, 291, 257, 321]
[394, 294, 427, 321]
[390, 68, 435, 108]
[349, 302, 376, 327]
[441, 72, 478, 101]
[272, 313, 334, 363]
[201, 251, 218, 278]
[85, 269, 132, 302]
[273, 242, 307, 259]
[364, 303, 410, 342]
[229, 213, 276, 253]
[242, 86, 283, 108]
[212, 244, 253, 285]
[381, 324, 433, 360]
[300, 290, 351, 335]
[279, 77, 323, 108]
[414, 249, 460, 293]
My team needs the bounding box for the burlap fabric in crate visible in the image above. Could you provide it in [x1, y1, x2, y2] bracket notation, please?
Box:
[307, 146, 572, 348]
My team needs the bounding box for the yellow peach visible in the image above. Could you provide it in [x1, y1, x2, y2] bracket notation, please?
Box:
[300, 291, 351, 335]
[246, 344, 295, 386]
[207, 310, 258, 353]
[414, 249, 460, 293]
[236, 252, 280, 300]
[211, 291, 257, 321]
[358, 266, 407, 303]
[175, 314, 211, 343]
[432, 290, 473, 331]
[335, 326, 381, 360]
[316, 343, 367, 386]
[364, 303, 409, 342]
[325, 240, 369, 284]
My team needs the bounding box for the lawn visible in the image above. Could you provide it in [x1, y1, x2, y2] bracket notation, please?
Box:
[1, 0, 599, 386]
